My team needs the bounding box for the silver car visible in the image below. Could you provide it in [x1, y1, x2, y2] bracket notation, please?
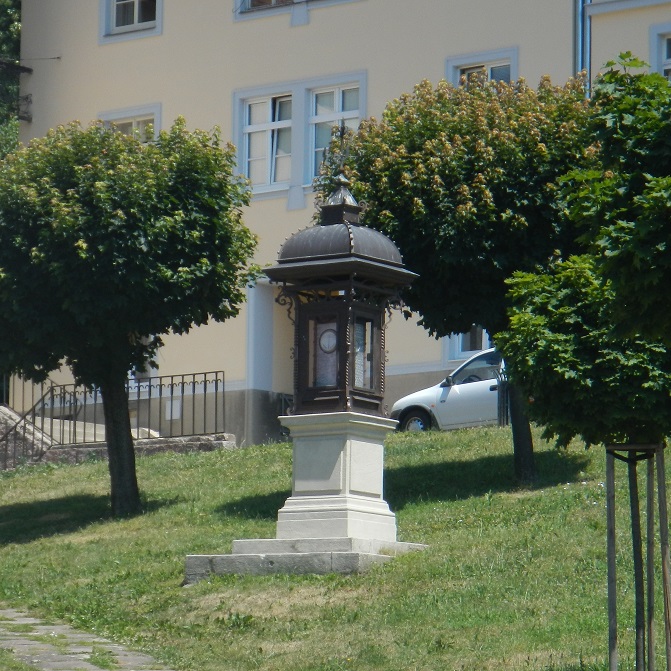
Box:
[390, 348, 504, 431]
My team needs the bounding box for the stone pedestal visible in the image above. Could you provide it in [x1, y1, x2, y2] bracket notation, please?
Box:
[185, 412, 425, 582]
[276, 412, 398, 541]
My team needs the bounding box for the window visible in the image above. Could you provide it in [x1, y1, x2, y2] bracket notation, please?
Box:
[650, 24, 671, 81]
[446, 48, 518, 87]
[310, 86, 360, 177]
[99, 104, 161, 142]
[459, 62, 511, 85]
[663, 37, 671, 80]
[451, 350, 502, 385]
[236, 0, 362, 25]
[100, 0, 162, 42]
[108, 115, 155, 140]
[309, 316, 338, 388]
[247, 0, 292, 8]
[234, 73, 365, 207]
[113, 0, 156, 32]
[455, 325, 491, 359]
[460, 325, 485, 353]
[243, 95, 293, 187]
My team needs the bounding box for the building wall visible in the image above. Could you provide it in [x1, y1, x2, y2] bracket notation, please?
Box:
[587, 1, 671, 77]
[19, 0, 649, 444]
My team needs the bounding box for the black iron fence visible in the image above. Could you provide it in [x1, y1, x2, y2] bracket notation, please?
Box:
[0, 371, 226, 469]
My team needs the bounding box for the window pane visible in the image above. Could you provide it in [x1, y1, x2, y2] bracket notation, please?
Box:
[138, 0, 156, 23]
[314, 148, 325, 176]
[490, 64, 511, 82]
[310, 318, 338, 387]
[272, 127, 291, 182]
[341, 88, 359, 112]
[452, 351, 501, 385]
[354, 318, 374, 389]
[114, 121, 133, 135]
[275, 127, 291, 155]
[248, 158, 266, 186]
[115, 0, 135, 27]
[274, 154, 291, 183]
[666, 37, 671, 60]
[314, 122, 332, 151]
[315, 91, 335, 115]
[460, 65, 484, 79]
[135, 118, 154, 141]
[250, 0, 274, 6]
[248, 101, 266, 126]
[274, 97, 292, 122]
[460, 325, 483, 352]
[247, 131, 266, 160]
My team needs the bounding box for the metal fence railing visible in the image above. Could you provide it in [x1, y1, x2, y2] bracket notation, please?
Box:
[0, 371, 226, 469]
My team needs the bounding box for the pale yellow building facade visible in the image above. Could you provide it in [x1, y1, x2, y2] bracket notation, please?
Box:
[16, 0, 671, 444]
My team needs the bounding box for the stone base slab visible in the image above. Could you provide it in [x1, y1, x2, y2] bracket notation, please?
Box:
[184, 537, 426, 582]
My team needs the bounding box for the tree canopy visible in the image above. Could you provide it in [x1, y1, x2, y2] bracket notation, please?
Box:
[0, 0, 21, 147]
[322, 73, 594, 482]
[497, 255, 671, 447]
[327, 74, 593, 337]
[563, 53, 671, 343]
[0, 0, 20, 62]
[0, 118, 258, 515]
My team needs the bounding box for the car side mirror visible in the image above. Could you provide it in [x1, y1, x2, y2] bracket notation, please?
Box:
[440, 376, 454, 388]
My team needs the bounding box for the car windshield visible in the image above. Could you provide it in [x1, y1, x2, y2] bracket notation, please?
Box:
[451, 351, 501, 385]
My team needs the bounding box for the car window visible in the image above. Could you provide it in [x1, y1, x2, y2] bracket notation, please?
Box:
[451, 351, 501, 385]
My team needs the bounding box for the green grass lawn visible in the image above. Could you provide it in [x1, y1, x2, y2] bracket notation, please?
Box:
[0, 426, 660, 670]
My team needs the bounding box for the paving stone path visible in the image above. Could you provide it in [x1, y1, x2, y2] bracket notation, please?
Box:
[0, 607, 177, 671]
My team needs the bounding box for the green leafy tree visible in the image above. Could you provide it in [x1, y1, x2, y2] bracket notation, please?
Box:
[0, 116, 17, 159]
[0, 118, 258, 516]
[497, 255, 671, 447]
[562, 53, 671, 344]
[0, 0, 21, 152]
[0, 0, 20, 62]
[323, 74, 593, 482]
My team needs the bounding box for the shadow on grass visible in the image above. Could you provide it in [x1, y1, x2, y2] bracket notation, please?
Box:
[216, 489, 291, 521]
[0, 494, 176, 545]
[215, 448, 590, 520]
[385, 447, 590, 511]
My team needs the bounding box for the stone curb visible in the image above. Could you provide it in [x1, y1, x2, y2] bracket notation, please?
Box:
[0, 607, 177, 671]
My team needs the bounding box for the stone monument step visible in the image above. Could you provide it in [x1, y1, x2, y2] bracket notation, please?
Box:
[185, 537, 427, 582]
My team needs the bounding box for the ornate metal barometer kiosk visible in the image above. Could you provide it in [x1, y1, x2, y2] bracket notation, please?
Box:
[264, 179, 419, 549]
[185, 180, 425, 580]
[268, 180, 413, 417]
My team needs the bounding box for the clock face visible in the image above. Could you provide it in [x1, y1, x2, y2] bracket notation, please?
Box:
[318, 328, 337, 354]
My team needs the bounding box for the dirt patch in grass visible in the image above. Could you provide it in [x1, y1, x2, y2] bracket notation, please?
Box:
[194, 583, 365, 620]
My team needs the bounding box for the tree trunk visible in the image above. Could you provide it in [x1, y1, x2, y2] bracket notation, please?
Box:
[100, 373, 142, 517]
[508, 382, 536, 485]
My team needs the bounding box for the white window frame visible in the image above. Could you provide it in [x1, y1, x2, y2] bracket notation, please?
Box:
[446, 48, 519, 86]
[242, 94, 293, 190]
[650, 22, 671, 80]
[309, 85, 361, 181]
[99, 0, 163, 43]
[233, 72, 366, 210]
[98, 104, 162, 141]
[234, 0, 364, 27]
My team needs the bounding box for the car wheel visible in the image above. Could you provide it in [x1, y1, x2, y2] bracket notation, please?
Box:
[400, 409, 431, 432]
